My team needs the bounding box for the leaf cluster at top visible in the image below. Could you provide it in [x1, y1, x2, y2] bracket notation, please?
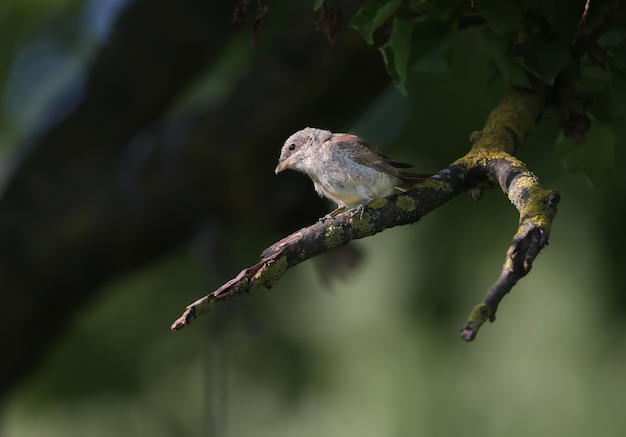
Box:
[316, 0, 626, 184]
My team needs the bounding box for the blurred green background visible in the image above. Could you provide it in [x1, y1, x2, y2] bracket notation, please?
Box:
[2, 1, 626, 436]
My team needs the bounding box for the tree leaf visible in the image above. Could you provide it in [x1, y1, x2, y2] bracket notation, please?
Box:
[555, 119, 616, 186]
[410, 19, 452, 74]
[540, 0, 584, 40]
[476, 0, 521, 33]
[409, 0, 459, 21]
[604, 72, 626, 119]
[379, 17, 414, 95]
[519, 42, 570, 85]
[350, 0, 402, 45]
[313, 0, 325, 11]
[481, 27, 530, 87]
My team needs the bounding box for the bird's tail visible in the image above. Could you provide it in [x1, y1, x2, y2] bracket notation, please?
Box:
[396, 172, 431, 191]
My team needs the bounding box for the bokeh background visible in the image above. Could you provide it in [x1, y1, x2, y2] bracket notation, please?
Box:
[2, 1, 626, 436]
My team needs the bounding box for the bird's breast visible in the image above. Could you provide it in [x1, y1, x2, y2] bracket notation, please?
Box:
[316, 167, 399, 207]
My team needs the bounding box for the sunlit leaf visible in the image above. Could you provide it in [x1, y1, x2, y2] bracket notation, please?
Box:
[350, 0, 402, 45]
[379, 17, 414, 95]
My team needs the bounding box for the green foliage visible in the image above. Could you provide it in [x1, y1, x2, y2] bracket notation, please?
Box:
[342, 0, 626, 181]
[410, 19, 453, 74]
[350, 0, 403, 45]
[409, 0, 458, 21]
[539, 1, 581, 39]
[518, 42, 570, 86]
[475, 0, 521, 33]
[379, 18, 414, 94]
[555, 120, 616, 186]
[604, 73, 626, 119]
[345, 0, 624, 94]
[350, 0, 458, 92]
[482, 27, 531, 87]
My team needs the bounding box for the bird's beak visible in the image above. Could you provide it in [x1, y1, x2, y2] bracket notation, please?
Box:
[275, 159, 290, 174]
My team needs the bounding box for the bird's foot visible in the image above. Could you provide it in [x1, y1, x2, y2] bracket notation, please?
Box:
[319, 205, 347, 222]
[351, 204, 366, 220]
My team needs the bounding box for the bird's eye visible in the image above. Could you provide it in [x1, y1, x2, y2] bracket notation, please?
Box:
[288, 143, 296, 151]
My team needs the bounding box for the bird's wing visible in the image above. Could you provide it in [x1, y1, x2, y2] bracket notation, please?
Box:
[331, 134, 407, 177]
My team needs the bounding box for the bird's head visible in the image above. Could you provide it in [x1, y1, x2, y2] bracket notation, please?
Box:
[275, 127, 332, 174]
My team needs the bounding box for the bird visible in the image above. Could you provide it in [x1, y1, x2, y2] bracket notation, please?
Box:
[275, 127, 430, 219]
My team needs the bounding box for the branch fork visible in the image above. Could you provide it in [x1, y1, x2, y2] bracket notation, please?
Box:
[172, 83, 560, 342]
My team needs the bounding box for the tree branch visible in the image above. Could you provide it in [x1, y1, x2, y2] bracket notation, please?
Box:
[458, 84, 560, 340]
[172, 84, 560, 341]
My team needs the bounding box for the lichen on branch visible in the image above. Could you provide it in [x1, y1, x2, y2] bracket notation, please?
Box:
[458, 83, 560, 340]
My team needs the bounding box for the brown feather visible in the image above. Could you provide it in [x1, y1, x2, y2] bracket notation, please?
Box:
[330, 134, 408, 178]
[330, 133, 431, 184]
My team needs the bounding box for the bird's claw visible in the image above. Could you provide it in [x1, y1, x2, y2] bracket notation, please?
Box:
[351, 204, 366, 220]
[319, 205, 366, 222]
[318, 213, 333, 223]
